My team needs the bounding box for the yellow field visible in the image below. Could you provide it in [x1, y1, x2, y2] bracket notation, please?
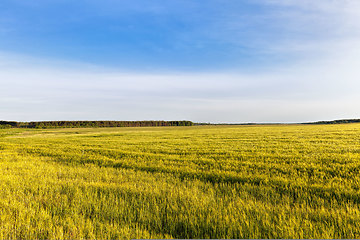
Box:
[1, 124, 360, 239]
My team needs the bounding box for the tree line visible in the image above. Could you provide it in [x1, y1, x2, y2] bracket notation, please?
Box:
[0, 120, 194, 129]
[303, 119, 360, 125]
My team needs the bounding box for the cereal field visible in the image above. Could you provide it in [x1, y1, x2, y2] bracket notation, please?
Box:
[1, 124, 360, 239]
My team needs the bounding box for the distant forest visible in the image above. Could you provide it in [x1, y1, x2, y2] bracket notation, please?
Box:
[304, 119, 360, 125]
[1, 119, 359, 129]
[0, 120, 194, 129]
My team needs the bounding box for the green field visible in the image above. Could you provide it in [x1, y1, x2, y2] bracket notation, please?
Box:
[1, 124, 360, 239]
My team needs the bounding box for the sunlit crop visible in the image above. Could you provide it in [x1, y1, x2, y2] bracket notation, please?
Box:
[1, 124, 360, 239]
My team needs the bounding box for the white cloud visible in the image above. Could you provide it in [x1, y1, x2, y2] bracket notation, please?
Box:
[0, 46, 359, 123]
[209, 0, 360, 63]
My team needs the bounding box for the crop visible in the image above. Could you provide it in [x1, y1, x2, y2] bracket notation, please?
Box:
[1, 124, 360, 239]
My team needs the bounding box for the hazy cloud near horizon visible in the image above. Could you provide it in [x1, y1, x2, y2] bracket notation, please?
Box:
[0, 0, 359, 123]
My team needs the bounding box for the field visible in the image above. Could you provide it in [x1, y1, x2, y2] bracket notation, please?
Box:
[1, 124, 360, 239]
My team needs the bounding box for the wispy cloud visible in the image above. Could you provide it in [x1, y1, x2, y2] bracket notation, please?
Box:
[205, 0, 360, 61]
[0, 47, 359, 123]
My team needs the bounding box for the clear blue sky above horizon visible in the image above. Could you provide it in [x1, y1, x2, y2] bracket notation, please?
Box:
[0, 0, 292, 71]
[1, 0, 359, 122]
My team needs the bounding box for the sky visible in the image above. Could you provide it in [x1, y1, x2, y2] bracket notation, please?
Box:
[0, 0, 359, 123]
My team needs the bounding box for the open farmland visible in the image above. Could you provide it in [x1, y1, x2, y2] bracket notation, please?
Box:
[1, 124, 360, 239]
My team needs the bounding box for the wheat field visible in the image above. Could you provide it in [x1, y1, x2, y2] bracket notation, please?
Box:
[1, 124, 360, 239]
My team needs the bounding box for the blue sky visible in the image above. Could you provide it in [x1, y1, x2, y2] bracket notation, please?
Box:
[1, 0, 360, 122]
[0, 0, 285, 70]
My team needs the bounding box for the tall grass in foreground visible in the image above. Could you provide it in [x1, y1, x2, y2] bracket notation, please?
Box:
[1, 124, 360, 239]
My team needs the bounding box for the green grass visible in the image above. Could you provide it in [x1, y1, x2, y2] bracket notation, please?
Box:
[1, 124, 360, 239]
